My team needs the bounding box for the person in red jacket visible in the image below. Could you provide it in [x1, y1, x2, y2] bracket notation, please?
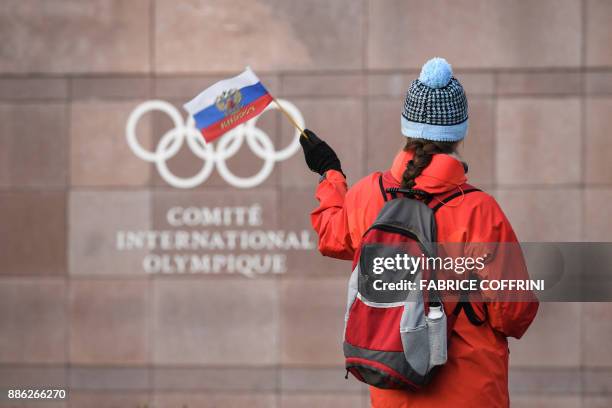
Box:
[299, 58, 539, 408]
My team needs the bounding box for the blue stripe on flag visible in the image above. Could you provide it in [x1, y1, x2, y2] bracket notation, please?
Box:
[193, 82, 269, 130]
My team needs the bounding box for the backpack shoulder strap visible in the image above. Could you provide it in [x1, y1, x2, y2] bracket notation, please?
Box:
[429, 184, 481, 213]
[377, 173, 388, 202]
[377, 174, 482, 210]
[431, 184, 486, 327]
[452, 298, 488, 326]
[377, 172, 399, 201]
[378, 172, 432, 202]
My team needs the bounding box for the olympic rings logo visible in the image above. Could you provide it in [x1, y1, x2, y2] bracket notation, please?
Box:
[126, 99, 304, 189]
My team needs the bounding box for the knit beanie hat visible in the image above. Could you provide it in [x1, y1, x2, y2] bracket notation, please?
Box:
[401, 58, 468, 142]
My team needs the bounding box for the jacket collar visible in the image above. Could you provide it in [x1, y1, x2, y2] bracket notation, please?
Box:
[389, 149, 468, 194]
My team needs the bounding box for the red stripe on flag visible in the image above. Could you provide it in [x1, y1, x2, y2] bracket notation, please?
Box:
[200, 94, 273, 143]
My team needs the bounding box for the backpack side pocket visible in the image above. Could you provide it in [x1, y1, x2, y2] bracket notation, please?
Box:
[399, 294, 430, 377]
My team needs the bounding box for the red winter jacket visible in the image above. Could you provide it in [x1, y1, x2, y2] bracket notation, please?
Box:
[311, 149, 539, 408]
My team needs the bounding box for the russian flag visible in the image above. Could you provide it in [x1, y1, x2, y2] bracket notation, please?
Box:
[183, 67, 273, 143]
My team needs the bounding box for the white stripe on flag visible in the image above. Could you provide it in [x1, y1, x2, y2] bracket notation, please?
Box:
[183, 67, 261, 114]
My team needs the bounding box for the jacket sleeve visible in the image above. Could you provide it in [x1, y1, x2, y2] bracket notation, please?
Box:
[310, 170, 356, 260]
[464, 194, 539, 339]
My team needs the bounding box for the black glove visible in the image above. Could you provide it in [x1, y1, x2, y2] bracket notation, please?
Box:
[299, 129, 344, 177]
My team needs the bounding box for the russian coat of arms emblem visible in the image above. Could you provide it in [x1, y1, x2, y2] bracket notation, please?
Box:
[215, 88, 243, 115]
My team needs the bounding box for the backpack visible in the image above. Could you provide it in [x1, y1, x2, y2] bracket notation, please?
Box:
[343, 172, 484, 390]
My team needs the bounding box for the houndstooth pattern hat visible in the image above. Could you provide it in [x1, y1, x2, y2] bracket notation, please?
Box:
[401, 58, 468, 142]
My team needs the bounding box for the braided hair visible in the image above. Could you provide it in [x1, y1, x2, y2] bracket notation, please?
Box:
[401, 138, 458, 189]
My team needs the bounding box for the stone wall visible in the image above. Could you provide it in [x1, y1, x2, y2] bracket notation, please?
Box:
[0, 1, 611, 407]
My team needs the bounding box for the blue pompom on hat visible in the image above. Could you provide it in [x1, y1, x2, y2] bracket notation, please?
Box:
[419, 57, 454, 88]
[401, 57, 468, 142]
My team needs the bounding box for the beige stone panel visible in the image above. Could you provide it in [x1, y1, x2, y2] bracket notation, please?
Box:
[457, 73, 496, 97]
[152, 367, 276, 391]
[153, 278, 279, 365]
[69, 190, 151, 276]
[0, 120, 7, 187]
[366, 72, 494, 98]
[281, 74, 364, 97]
[584, 396, 612, 408]
[155, 75, 230, 99]
[279, 187, 349, 278]
[280, 278, 346, 366]
[495, 188, 582, 242]
[362, 391, 372, 408]
[0, 278, 66, 363]
[277, 98, 365, 188]
[68, 392, 150, 408]
[584, 369, 612, 394]
[0, 103, 67, 188]
[0, 366, 66, 388]
[69, 279, 149, 365]
[0, 78, 68, 100]
[585, 188, 612, 241]
[153, 393, 276, 408]
[68, 367, 148, 391]
[582, 303, 612, 367]
[367, 73, 416, 98]
[155, 75, 280, 100]
[509, 367, 581, 394]
[0, 0, 150, 73]
[0, 191, 66, 276]
[279, 393, 364, 408]
[280, 367, 365, 392]
[497, 72, 582, 96]
[152, 187, 279, 230]
[458, 97, 495, 186]
[367, 0, 581, 69]
[155, 0, 363, 73]
[510, 396, 582, 408]
[586, 72, 612, 95]
[496, 98, 581, 185]
[365, 98, 405, 174]
[586, 0, 612, 66]
[0, 402, 66, 408]
[71, 77, 151, 100]
[70, 100, 152, 186]
[586, 98, 612, 184]
[508, 302, 580, 367]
